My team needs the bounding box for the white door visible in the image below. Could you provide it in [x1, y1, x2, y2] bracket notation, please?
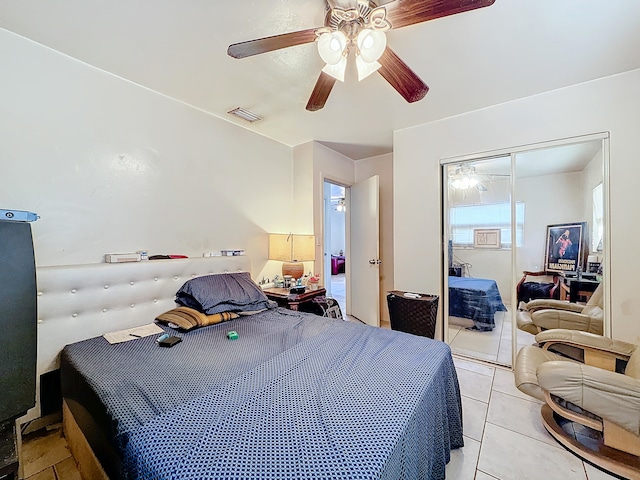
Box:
[350, 175, 380, 326]
[323, 186, 332, 297]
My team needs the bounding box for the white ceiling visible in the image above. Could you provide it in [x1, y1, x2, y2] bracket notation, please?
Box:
[1, 0, 639, 160]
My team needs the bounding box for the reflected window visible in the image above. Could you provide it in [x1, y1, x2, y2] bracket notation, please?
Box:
[450, 202, 524, 248]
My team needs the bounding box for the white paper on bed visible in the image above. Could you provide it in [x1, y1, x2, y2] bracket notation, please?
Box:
[103, 323, 164, 344]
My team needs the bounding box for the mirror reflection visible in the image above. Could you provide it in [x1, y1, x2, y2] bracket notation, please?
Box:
[444, 138, 606, 367]
[446, 155, 513, 364]
[514, 140, 605, 361]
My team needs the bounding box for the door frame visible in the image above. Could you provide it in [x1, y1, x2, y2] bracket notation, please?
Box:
[322, 178, 351, 314]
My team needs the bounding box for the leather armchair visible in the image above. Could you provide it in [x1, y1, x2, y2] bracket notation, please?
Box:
[516, 282, 603, 335]
[515, 329, 640, 478]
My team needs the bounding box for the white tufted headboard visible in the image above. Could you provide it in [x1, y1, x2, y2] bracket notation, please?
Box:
[28, 256, 251, 421]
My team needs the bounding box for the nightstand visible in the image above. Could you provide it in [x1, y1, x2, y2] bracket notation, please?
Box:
[263, 287, 326, 311]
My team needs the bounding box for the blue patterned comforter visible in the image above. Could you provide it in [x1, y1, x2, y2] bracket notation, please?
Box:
[449, 276, 507, 331]
[62, 309, 463, 480]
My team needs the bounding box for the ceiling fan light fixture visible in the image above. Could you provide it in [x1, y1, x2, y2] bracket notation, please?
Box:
[357, 28, 386, 63]
[322, 55, 348, 82]
[450, 165, 480, 189]
[355, 55, 381, 81]
[317, 31, 348, 65]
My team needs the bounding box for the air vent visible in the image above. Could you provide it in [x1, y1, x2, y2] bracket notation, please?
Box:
[227, 107, 262, 123]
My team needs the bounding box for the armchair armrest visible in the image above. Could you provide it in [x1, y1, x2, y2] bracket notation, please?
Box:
[523, 299, 584, 313]
[537, 360, 640, 435]
[535, 329, 638, 358]
[530, 310, 596, 333]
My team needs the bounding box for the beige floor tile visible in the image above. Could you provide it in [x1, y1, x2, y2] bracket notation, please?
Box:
[478, 423, 586, 480]
[456, 366, 494, 403]
[486, 390, 558, 448]
[25, 467, 56, 480]
[583, 463, 620, 479]
[445, 435, 481, 480]
[21, 428, 72, 478]
[452, 346, 498, 364]
[450, 329, 502, 360]
[462, 395, 488, 442]
[475, 471, 500, 480]
[491, 367, 543, 404]
[453, 356, 496, 377]
[54, 456, 83, 480]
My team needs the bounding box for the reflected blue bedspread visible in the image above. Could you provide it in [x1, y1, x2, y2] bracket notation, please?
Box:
[62, 309, 463, 480]
[449, 276, 507, 331]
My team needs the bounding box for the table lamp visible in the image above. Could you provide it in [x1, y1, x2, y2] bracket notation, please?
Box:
[269, 233, 315, 280]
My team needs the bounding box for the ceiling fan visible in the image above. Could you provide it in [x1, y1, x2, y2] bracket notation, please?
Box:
[449, 163, 509, 192]
[227, 0, 495, 111]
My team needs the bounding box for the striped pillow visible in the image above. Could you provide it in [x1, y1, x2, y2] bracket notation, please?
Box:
[156, 307, 238, 330]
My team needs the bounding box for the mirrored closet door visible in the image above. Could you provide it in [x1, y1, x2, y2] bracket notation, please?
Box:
[443, 134, 610, 367]
[444, 155, 513, 365]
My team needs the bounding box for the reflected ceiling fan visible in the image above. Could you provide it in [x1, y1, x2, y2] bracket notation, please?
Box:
[227, 0, 495, 111]
[449, 163, 509, 192]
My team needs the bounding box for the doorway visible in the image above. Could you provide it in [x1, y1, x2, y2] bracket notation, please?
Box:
[323, 181, 347, 315]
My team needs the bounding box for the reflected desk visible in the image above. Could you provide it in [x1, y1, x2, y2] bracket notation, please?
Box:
[560, 277, 600, 303]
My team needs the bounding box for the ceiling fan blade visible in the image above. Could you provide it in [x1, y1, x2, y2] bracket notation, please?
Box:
[306, 72, 337, 111]
[384, 0, 495, 30]
[377, 47, 429, 103]
[228, 28, 320, 59]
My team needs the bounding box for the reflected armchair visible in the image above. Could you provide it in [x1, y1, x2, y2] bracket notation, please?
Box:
[517, 283, 603, 335]
[515, 329, 640, 479]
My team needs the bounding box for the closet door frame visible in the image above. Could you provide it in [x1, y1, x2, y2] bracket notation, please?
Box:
[441, 132, 610, 368]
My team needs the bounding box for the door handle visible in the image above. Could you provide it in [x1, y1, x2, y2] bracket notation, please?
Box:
[369, 259, 382, 265]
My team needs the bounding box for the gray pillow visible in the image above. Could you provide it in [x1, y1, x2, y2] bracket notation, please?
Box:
[175, 272, 274, 315]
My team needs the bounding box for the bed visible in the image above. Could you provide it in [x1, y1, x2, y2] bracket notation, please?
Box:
[37, 258, 463, 480]
[448, 276, 507, 331]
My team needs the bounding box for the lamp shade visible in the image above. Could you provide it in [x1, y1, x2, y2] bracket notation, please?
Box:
[269, 234, 315, 279]
[357, 29, 386, 64]
[318, 31, 348, 82]
[317, 31, 347, 65]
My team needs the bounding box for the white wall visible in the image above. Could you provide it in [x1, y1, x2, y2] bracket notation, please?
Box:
[0, 29, 293, 281]
[395, 68, 640, 342]
[309, 142, 356, 285]
[515, 171, 585, 275]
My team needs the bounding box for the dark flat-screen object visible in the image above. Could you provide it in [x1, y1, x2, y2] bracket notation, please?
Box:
[449, 276, 507, 331]
[0, 221, 37, 421]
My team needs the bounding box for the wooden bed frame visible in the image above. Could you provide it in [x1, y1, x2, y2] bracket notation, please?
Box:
[63, 399, 109, 480]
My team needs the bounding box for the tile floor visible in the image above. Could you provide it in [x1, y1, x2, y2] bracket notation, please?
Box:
[20, 424, 81, 480]
[20, 356, 618, 480]
[329, 272, 346, 316]
[449, 308, 537, 367]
